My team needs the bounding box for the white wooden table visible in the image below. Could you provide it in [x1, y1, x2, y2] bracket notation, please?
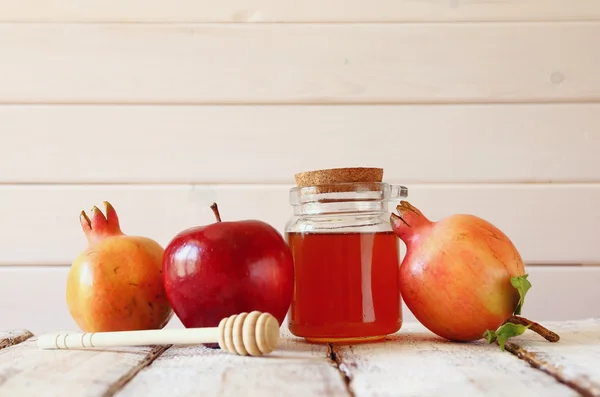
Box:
[1, 319, 599, 397]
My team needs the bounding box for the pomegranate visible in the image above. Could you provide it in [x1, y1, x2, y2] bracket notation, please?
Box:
[66, 201, 173, 332]
[390, 200, 535, 343]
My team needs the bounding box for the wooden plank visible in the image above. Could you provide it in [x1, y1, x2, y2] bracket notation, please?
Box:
[0, 267, 80, 335]
[520, 268, 600, 323]
[1, 266, 598, 335]
[505, 318, 600, 397]
[0, 184, 599, 266]
[113, 332, 349, 397]
[2, 104, 600, 184]
[1, 0, 599, 22]
[0, 330, 33, 350]
[332, 322, 580, 397]
[0, 338, 167, 397]
[0, 23, 599, 104]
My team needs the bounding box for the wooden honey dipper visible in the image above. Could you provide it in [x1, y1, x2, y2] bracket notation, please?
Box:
[37, 311, 280, 357]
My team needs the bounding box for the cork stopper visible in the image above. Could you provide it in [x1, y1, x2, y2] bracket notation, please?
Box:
[295, 167, 383, 187]
[294, 167, 384, 193]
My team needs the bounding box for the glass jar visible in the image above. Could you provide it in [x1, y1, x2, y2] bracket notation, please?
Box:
[284, 182, 408, 344]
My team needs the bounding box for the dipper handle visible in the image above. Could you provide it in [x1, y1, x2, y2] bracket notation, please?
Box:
[37, 311, 280, 357]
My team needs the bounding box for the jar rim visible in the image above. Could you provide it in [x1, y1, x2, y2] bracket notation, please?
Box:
[289, 182, 408, 206]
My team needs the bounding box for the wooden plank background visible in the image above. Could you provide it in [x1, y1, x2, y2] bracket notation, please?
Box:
[0, 0, 599, 334]
[1, 23, 599, 104]
[2, 319, 599, 396]
[333, 324, 578, 397]
[1, 0, 599, 22]
[333, 320, 600, 397]
[115, 334, 347, 397]
[0, 338, 167, 397]
[506, 318, 600, 395]
[2, 104, 599, 184]
[0, 184, 599, 266]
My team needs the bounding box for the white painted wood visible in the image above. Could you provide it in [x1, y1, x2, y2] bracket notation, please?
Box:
[333, 322, 579, 397]
[114, 331, 348, 397]
[0, 330, 32, 350]
[2, 104, 600, 184]
[1, 23, 599, 104]
[506, 319, 600, 396]
[0, 184, 599, 265]
[1, 266, 598, 335]
[0, 337, 167, 397]
[1, 322, 598, 396]
[519, 267, 600, 323]
[1, 0, 599, 22]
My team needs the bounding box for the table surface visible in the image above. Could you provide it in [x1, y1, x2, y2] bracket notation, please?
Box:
[1, 318, 599, 397]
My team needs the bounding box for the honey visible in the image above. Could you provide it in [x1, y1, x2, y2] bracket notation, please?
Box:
[285, 167, 407, 344]
[286, 231, 402, 343]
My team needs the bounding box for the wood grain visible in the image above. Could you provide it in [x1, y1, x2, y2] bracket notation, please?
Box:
[332, 322, 580, 397]
[1, 0, 599, 22]
[1, 23, 599, 104]
[2, 104, 600, 184]
[0, 330, 33, 350]
[505, 318, 600, 397]
[2, 266, 599, 336]
[0, 184, 599, 266]
[113, 331, 350, 397]
[0, 337, 167, 397]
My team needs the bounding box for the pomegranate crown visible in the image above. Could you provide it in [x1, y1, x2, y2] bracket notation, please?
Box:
[390, 200, 431, 242]
[80, 201, 124, 243]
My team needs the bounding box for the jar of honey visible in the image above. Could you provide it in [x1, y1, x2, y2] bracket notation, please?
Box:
[285, 168, 408, 344]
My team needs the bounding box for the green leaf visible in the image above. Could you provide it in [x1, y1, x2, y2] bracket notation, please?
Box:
[484, 322, 530, 351]
[483, 329, 497, 344]
[511, 274, 532, 315]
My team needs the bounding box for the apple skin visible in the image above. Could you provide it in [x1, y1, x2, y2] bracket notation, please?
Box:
[162, 218, 294, 329]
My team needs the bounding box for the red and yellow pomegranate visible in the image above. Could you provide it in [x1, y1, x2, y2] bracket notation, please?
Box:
[66, 201, 173, 332]
[390, 200, 525, 342]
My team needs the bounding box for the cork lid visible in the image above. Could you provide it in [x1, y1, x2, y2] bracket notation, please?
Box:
[290, 167, 407, 206]
[295, 167, 383, 187]
[293, 167, 384, 194]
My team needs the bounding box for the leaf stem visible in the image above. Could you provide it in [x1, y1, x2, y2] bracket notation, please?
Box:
[508, 315, 560, 342]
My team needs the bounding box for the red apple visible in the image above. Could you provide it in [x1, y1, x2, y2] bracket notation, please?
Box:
[162, 203, 294, 329]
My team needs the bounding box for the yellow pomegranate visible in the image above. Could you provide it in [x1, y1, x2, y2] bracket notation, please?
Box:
[66, 201, 173, 332]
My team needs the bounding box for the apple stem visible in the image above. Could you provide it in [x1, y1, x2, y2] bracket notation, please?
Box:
[210, 203, 222, 222]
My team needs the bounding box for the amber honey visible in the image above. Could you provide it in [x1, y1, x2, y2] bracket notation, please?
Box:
[286, 231, 402, 343]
